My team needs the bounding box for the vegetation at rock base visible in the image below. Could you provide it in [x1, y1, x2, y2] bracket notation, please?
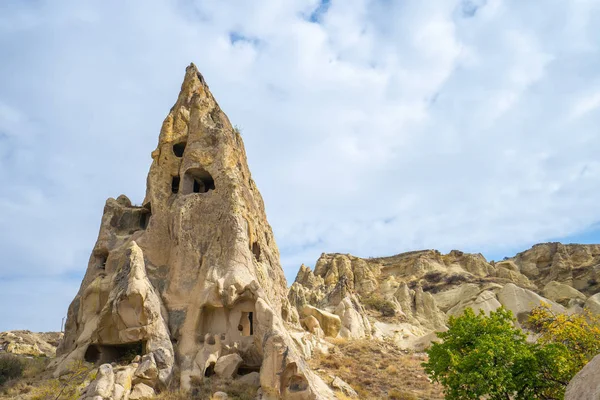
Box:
[424, 307, 600, 400]
[362, 295, 397, 317]
[0, 354, 24, 386]
[0, 358, 93, 400]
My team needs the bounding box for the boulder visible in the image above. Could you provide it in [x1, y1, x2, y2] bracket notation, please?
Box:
[585, 293, 600, 314]
[331, 376, 358, 398]
[301, 315, 324, 337]
[214, 354, 243, 379]
[448, 290, 501, 317]
[301, 305, 342, 338]
[497, 283, 565, 325]
[565, 353, 600, 400]
[236, 371, 260, 387]
[82, 364, 115, 400]
[543, 281, 586, 305]
[211, 392, 229, 400]
[129, 383, 155, 400]
[334, 296, 371, 339]
[133, 353, 159, 386]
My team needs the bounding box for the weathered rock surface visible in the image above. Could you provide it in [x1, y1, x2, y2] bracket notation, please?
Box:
[214, 353, 243, 378]
[543, 281, 587, 305]
[565, 353, 600, 400]
[54, 64, 333, 400]
[0, 331, 63, 357]
[289, 243, 600, 350]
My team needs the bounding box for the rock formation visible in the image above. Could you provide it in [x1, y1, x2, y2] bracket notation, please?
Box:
[289, 244, 600, 348]
[53, 64, 333, 400]
[0, 331, 63, 357]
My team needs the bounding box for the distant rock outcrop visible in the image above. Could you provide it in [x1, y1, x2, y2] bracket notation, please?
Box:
[53, 64, 333, 400]
[289, 244, 600, 348]
[0, 331, 63, 357]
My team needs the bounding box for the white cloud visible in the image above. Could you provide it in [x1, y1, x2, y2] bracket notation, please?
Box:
[0, 0, 600, 330]
[569, 92, 600, 119]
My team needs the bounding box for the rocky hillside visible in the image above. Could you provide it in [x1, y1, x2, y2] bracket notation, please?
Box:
[288, 243, 600, 350]
[0, 331, 62, 358]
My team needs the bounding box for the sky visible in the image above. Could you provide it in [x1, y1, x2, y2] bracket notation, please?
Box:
[1, 0, 600, 332]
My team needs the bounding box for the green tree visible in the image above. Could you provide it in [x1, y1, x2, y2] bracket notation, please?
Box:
[423, 308, 566, 400]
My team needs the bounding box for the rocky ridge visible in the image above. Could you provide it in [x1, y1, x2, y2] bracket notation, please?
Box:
[288, 243, 600, 349]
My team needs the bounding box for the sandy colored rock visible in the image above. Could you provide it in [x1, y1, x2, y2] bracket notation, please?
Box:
[448, 290, 501, 317]
[301, 305, 341, 338]
[301, 315, 324, 337]
[236, 371, 260, 387]
[0, 331, 62, 357]
[510, 243, 600, 294]
[334, 296, 371, 339]
[331, 376, 358, 398]
[585, 293, 600, 314]
[214, 353, 243, 378]
[211, 392, 228, 400]
[565, 353, 600, 400]
[497, 283, 565, 325]
[129, 383, 155, 400]
[81, 364, 115, 400]
[54, 64, 333, 400]
[543, 281, 586, 305]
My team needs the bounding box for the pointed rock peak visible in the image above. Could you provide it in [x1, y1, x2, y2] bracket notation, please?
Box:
[56, 64, 334, 399]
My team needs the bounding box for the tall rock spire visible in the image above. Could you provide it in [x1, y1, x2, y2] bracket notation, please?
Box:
[54, 64, 333, 400]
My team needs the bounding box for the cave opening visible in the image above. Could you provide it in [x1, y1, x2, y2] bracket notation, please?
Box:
[140, 205, 151, 230]
[173, 142, 186, 157]
[171, 176, 180, 194]
[252, 242, 261, 261]
[84, 341, 145, 365]
[95, 251, 108, 270]
[183, 168, 215, 194]
[237, 365, 260, 376]
[238, 311, 254, 336]
[204, 362, 215, 377]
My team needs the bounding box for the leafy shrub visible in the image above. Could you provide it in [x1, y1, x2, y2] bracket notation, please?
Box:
[362, 296, 396, 317]
[0, 354, 24, 386]
[423, 308, 569, 400]
[527, 304, 600, 383]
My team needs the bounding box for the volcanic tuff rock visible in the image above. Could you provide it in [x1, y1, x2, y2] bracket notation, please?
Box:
[288, 244, 600, 348]
[0, 331, 63, 357]
[54, 64, 333, 400]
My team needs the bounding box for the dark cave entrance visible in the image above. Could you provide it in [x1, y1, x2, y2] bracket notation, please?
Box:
[173, 142, 186, 157]
[204, 362, 216, 377]
[171, 176, 180, 194]
[84, 341, 145, 365]
[140, 204, 151, 230]
[183, 168, 215, 194]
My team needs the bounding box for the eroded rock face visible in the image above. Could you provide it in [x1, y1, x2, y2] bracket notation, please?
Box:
[0, 331, 62, 357]
[54, 64, 332, 400]
[289, 245, 600, 349]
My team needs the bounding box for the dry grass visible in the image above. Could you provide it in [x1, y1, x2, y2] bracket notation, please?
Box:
[310, 339, 444, 400]
[0, 357, 94, 400]
[154, 377, 257, 400]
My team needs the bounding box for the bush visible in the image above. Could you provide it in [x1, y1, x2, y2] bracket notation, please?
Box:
[0, 354, 24, 386]
[444, 274, 468, 285]
[423, 271, 443, 283]
[528, 304, 600, 384]
[362, 296, 396, 317]
[423, 308, 568, 400]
